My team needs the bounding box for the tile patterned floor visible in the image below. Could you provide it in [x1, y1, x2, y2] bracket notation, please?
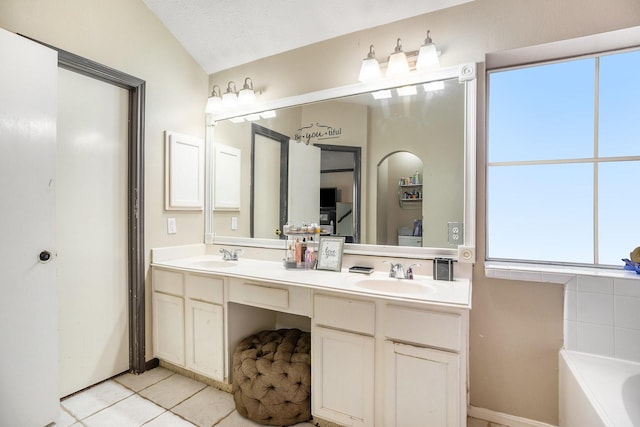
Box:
[54, 367, 314, 427]
[53, 366, 504, 426]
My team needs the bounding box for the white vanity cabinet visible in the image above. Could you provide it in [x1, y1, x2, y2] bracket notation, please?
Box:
[152, 268, 185, 365]
[150, 256, 470, 426]
[383, 304, 466, 427]
[312, 293, 376, 427]
[184, 273, 225, 381]
[311, 292, 468, 427]
[152, 268, 226, 381]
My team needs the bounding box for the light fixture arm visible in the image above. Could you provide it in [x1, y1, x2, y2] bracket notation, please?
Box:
[225, 81, 237, 95]
[393, 38, 404, 53]
[366, 45, 376, 60]
[424, 30, 433, 45]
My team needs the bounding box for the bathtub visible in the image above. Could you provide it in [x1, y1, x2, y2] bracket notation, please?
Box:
[560, 349, 640, 427]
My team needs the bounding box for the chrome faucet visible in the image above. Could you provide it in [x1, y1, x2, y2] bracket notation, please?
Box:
[220, 248, 242, 261]
[384, 261, 421, 279]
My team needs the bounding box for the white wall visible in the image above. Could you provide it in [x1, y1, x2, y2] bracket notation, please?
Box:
[208, 1, 640, 424]
[0, 0, 208, 363]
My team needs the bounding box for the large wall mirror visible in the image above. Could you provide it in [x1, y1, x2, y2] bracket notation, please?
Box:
[206, 63, 476, 259]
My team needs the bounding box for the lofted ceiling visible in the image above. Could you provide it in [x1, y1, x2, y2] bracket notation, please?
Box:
[142, 0, 473, 75]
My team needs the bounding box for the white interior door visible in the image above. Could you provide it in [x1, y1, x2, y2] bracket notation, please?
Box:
[288, 141, 321, 225]
[253, 134, 281, 238]
[57, 67, 130, 397]
[0, 29, 59, 426]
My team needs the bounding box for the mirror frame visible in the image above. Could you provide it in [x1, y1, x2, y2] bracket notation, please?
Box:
[205, 63, 476, 261]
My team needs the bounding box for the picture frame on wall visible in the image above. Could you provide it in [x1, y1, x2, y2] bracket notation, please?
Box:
[316, 236, 345, 272]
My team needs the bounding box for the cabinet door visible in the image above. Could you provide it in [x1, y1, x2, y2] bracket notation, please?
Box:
[185, 299, 224, 381]
[385, 341, 460, 427]
[152, 292, 185, 366]
[312, 326, 374, 426]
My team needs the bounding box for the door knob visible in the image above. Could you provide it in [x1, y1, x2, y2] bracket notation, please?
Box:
[38, 250, 53, 263]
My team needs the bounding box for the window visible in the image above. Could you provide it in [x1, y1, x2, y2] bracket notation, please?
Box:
[487, 48, 640, 266]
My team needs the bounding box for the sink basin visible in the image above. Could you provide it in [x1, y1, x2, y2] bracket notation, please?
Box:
[352, 277, 436, 296]
[188, 260, 237, 269]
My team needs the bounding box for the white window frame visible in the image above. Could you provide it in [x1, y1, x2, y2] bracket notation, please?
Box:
[485, 26, 640, 283]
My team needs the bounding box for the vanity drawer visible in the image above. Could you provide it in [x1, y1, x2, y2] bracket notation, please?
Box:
[186, 273, 224, 304]
[228, 278, 311, 316]
[314, 294, 375, 336]
[153, 268, 184, 296]
[385, 305, 461, 352]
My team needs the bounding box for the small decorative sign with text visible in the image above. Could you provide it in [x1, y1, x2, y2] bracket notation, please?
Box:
[294, 122, 342, 144]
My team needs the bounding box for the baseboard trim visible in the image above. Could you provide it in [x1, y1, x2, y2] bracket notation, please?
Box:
[145, 358, 160, 371]
[468, 405, 557, 427]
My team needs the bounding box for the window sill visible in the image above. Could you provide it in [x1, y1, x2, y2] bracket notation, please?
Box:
[484, 261, 640, 285]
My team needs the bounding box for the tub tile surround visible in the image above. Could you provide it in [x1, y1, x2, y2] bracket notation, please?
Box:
[564, 275, 640, 362]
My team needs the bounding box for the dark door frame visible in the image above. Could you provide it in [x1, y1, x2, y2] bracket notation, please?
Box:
[316, 144, 362, 243]
[250, 123, 289, 239]
[23, 36, 147, 374]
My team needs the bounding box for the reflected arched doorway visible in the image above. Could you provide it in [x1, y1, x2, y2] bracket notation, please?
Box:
[376, 151, 424, 246]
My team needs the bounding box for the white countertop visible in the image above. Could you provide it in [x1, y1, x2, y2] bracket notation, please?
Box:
[152, 255, 471, 309]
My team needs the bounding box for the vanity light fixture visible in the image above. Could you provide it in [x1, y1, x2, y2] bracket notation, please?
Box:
[416, 30, 440, 71]
[386, 38, 410, 77]
[205, 85, 222, 113]
[358, 45, 382, 82]
[222, 81, 238, 109]
[358, 30, 441, 83]
[238, 77, 257, 105]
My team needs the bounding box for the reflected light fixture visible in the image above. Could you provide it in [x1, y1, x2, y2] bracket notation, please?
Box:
[358, 45, 382, 82]
[244, 113, 261, 121]
[205, 85, 222, 113]
[423, 80, 445, 92]
[386, 38, 410, 77]
[397, 85, 417, 97]
[416, 30, 440, 71]
[238, 77, 256, 105]
[222, 81, 238, 108]
[372, 89, 392, 100]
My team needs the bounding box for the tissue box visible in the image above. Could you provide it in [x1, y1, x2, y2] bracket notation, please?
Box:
[433, 258, 454, 281]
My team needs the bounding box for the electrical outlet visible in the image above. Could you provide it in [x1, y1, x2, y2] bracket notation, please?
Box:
[448, 222, 463, 245]
[167, 217, 177, 234]
[231, 216, 238, 230]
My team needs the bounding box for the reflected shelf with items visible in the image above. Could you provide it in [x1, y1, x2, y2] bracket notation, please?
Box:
[399, 184, 422, 208]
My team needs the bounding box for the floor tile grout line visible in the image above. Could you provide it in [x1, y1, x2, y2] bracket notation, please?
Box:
[62, 388, 136, 422]
[115, 370, 177, 394]
[164, 382, 209, 411]
[210, 408, 237, 426]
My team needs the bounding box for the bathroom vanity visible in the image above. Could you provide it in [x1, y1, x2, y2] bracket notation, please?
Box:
[151, 247, 471, 427]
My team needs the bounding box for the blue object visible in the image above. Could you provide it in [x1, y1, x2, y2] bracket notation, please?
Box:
[622, 259, 640, 274]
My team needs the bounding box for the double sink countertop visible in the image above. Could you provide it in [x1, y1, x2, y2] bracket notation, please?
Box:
[152, 254, 471, 309]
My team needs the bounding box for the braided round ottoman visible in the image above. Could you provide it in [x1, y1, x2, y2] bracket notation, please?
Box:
[232, 329, 311, 426]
